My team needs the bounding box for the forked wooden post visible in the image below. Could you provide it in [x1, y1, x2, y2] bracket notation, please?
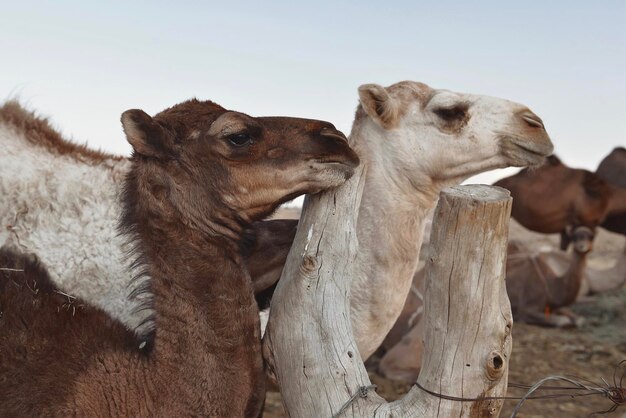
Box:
[263, 171, 513, 417]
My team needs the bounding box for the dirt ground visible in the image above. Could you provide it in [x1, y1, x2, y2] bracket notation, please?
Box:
[263, 288, 626, 417]
[263, 216, 626, 417]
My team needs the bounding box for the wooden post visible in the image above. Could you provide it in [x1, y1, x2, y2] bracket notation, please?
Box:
[263, 179, 513, 417]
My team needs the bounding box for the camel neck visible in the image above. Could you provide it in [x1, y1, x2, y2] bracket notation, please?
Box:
[549, 250, 588, 308]
[139, 225, 258, 351]
[348, 125, 438, 357]
[118, 173, 262, 392]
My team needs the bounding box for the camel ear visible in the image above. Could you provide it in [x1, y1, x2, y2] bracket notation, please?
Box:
[358, 84, 401, 129]
[121, 109, 175, 158]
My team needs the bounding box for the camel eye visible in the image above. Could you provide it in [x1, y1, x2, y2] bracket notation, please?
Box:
[228, 133, 252, 147]
[433, 106, 467, 122]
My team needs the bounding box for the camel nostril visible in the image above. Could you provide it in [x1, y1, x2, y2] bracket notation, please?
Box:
[319, 127, 349, 144]
[521, 112, 545, 129]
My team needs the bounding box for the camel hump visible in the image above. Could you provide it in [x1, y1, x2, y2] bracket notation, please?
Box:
[582, 171, 611, 200]
[597, 146, 626, 188]
[0, 100, 121, 163]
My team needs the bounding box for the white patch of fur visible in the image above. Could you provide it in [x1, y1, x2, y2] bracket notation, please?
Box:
[0, 123, 153, 334]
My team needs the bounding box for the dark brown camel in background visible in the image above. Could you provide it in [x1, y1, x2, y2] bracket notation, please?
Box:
[495, 156, 602, 249]
[0, 99, 359, 416]
[245, 219, 298, 308]
[596, 147, 626, 235]
[494, 155, 626, 249]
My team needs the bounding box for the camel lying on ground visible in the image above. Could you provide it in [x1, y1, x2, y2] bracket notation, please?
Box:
[0, 99, 359, 415]
[0, 81, 553, 360]
[495, 155, 626, 249]
[505, 226, 595, 326]
[376, 224, 608, 382]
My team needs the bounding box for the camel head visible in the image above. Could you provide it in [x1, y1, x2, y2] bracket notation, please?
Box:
[120, 99, 359, 226]
[565, 225, 595, 254]
[355, 81, 554, 191]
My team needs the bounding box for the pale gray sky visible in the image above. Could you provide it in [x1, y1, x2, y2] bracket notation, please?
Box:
[2, 0, 624, 188]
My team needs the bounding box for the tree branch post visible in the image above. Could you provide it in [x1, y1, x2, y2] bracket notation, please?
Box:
[264, 172, 513, 417]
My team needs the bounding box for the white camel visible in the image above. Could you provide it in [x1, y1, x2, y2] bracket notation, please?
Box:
[0, 81, 553, 357]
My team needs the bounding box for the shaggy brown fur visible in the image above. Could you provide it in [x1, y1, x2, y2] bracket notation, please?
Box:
[0, 100, 122, 164]
[0, 99, 359, 416]
[495, 155, 615, 249]
[596, 147, 626, 235]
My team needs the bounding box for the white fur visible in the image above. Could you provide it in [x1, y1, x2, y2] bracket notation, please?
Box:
[0, 123, 151, 333]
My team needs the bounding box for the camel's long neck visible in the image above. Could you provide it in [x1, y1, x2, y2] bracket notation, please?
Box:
[548, 250, 588, 308]
[149, 238, 259, 357]
[349, 125, 439, 358]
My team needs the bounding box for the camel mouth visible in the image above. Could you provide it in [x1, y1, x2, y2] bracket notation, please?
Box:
[500, 135, 554, 166]
[513, 142, 551, 157]
[312, 155, 360, 169]
[310, 159, 357, 181]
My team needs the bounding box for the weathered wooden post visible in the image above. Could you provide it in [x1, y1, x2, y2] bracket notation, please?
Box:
[263, 160, 513, 417]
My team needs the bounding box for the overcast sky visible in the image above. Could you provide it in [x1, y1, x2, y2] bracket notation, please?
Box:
[2, 0, 624, 188]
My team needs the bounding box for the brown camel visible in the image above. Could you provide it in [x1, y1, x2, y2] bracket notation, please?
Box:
[0, 99, 359, 416]
[494, 155, 626, 249]
[0, 100, 306, 315]
[596, 147, 626, 235]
